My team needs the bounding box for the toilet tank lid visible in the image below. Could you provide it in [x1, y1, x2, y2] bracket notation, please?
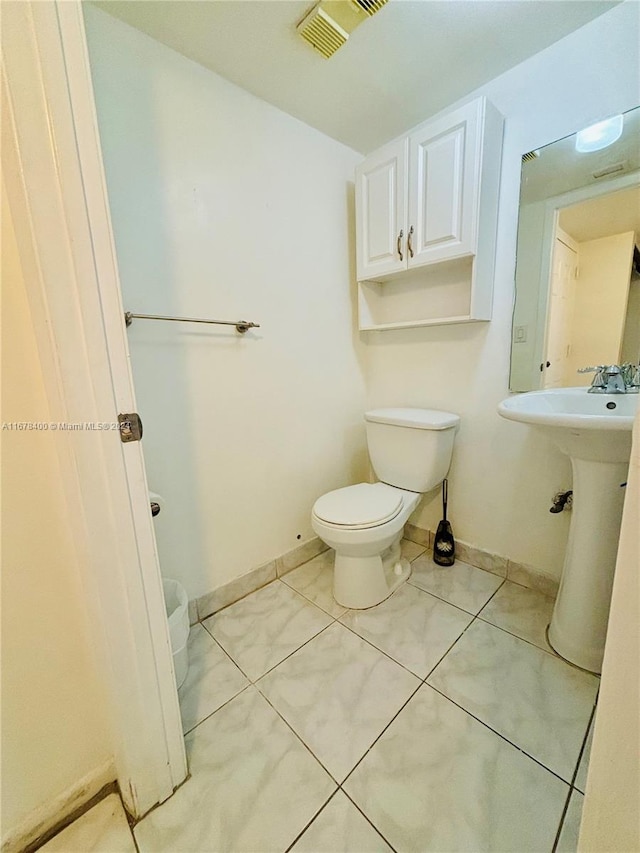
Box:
[365, 408, 460, 430]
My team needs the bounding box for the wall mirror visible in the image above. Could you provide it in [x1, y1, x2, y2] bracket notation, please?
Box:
[509, 105, 640, 392]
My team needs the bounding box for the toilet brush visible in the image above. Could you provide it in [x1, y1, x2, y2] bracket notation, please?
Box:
[433, 479, 455, 566]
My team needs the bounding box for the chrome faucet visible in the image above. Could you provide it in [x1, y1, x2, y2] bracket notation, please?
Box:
[578, 364, 640, 394]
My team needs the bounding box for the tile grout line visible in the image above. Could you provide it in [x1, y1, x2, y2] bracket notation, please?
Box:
[200, 619, 254, 680]
[180, 682, 254, 739]
[339, 787, 399, 853]
[197, 622, 254, 681]
[425, 578, 595, 788]
[281, 784, 399, 853]
[551, 786, 574, 853]
[420, 608, 482, 683]
[280, 574, 349, 621]
[339, 678, 426, 788]
[425, 681, 576, 787]
[128, 801, 142, 853]
[250, 617, 338, 683]
[405, 576, 497, 619]
[475, 611, 601, 673]
[336, 569, 503, 685]
[569, 701, 597, 793]
[172, 678, 344, 849]
[333, 558, 501, 681]
[335, 612, 434, 680]
[251, 610, 424, 788]
[202, 579, 337, 678]
[471, 580, 597, 669]
[254, 680, 343, 786]
[281, 789, 341, 853]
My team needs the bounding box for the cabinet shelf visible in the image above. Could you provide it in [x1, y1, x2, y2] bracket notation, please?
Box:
[359, 315, 485, 332]
[358, 256, 492, 331]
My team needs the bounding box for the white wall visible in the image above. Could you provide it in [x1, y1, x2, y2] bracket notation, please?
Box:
[83, 6, 368, 599]
[1, 183, 112, 843]
[578, 408, 640, 852]
[84, 2, 638, 591]
[365, 1, 640, 580]
[621, 275, 640, 363]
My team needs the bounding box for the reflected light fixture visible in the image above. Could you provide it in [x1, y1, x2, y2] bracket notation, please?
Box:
[575, 115, 624, 153]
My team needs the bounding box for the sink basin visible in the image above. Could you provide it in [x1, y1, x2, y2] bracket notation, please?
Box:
[498, 388, 636, 462]
[498, 388, 638, 673]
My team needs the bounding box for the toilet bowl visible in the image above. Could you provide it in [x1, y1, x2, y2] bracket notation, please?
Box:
[312, 408, 459, 609]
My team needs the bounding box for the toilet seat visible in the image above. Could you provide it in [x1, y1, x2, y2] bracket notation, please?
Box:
[313, 483, 403, 530]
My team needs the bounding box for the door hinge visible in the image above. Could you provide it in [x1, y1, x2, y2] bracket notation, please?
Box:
[118, 412, 143, 443]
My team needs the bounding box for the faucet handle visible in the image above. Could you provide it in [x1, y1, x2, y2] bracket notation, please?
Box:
[578, 365, 607, 389]
[628, 364, 640, 392]
[577, 365, 606, 373]
[620, 363, 632, 386]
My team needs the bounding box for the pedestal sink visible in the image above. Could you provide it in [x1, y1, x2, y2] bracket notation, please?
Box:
[498, 388, 637, 673]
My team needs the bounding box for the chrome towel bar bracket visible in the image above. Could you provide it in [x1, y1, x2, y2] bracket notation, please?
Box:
[124, 311, 260, 334]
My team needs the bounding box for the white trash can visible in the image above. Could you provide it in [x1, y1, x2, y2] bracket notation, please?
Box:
[162, 578, 189, 689]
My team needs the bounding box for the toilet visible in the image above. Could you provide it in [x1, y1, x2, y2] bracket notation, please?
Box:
[312, 408, 460, 609]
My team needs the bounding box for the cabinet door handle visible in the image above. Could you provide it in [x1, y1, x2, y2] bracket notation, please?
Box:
[408, 225, 414, 259]
[397, 229, 404, 261]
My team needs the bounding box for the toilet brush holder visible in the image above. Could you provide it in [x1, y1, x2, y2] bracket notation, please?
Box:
[433, 479, 455, 566]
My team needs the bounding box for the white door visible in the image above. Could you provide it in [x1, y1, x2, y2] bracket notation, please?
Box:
[355, 137, 408, 280]
[407, 99, 482, 268]
[2, 0, 187, 818]
[544, 233, 578, 388]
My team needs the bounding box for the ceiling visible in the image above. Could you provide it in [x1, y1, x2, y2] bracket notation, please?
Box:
[520, 105, 640, 206]
[559, 186, 640, 244]
[92, 0, 619, 153]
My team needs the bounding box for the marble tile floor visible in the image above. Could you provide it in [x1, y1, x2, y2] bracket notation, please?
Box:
[42, 542, 598, 853]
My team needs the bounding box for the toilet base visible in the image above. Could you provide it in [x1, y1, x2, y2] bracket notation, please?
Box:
[333, 535, 411, 609]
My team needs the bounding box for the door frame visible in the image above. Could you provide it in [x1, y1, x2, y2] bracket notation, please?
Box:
[542, 227, 578, 388]
[2, 0, 187, 819]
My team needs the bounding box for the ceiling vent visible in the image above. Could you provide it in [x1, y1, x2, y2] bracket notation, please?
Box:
[521, 150, 540, 163]
[297, 5, 349, 58]
[351, 0, 388, 15]
[297, 0, 389, 58]
[592, 161, 627, 179]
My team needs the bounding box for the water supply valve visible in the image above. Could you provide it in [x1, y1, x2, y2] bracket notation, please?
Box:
[550, 490, 573, 513]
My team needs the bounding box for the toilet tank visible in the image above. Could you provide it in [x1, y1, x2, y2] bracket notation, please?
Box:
[365, 408, 460, 493]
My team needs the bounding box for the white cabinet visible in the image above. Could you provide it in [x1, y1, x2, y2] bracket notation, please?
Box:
[355, 97, 503, 330]
[355, 137, 407, 280]
[408, 101, 481, 267]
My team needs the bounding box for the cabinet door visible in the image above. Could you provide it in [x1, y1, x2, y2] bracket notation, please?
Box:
[408, 99, 482, 267]
[355, 138, 408, 281]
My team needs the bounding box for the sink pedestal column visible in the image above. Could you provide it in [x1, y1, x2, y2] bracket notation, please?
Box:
[548, 457, 628, 673]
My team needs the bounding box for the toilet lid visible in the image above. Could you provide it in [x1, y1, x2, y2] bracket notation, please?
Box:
[313, 483, 403, 529]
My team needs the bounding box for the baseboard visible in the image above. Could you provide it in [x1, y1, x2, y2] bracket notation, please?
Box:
[194, 537, 329, 622]
[192, 525, 559, 624]
[1, 760, 116, 853]
[275, 537, 328, 578]
[504, 558, 559, 598]
[404, 524, 559, 597]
